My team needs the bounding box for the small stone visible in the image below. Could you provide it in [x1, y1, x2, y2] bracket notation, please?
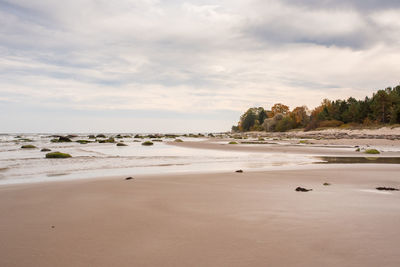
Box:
[323, 183, 331, 186]
[295, 187, 312, 192]
[125, 177, 133, 180]
[235, 170, 243, 173]
[376, 187, 399, 191]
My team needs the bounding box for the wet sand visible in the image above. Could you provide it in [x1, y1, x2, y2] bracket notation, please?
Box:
[168, 139, 400, 156]
[1, 165, 400, 267]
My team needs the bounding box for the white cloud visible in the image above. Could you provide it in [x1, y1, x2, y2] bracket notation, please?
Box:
[0, 0, 400, 132]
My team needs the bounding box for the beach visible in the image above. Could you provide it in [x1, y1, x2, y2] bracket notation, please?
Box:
[1, 164, 400, 267]
[1, 130, 400, 266]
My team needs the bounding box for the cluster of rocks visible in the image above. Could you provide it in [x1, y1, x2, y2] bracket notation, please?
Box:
[242, 131, 400, 141]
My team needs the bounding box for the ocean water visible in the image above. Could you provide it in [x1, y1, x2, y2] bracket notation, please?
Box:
[0, 134, 319, 185]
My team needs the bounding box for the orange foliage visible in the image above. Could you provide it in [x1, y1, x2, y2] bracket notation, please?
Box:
[271, 103, 289, 116]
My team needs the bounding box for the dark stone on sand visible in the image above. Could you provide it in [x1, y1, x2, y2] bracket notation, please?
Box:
[323, 183, 331, 186]
[96, 134, 106, 138]
[125, 177, 133, 180]
[296, 187, 312, 192]
[41, 148, 51, 152]
[235, 170, 243, 173]
[376, 187, 399, 191]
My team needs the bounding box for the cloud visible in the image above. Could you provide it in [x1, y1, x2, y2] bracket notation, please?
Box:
[279, 0, 400, 11]
[0, 0, 400, 132]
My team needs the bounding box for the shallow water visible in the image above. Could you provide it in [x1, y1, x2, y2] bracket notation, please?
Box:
[317, 156, 400, 164]
[0, 134, 318, 185]
[2, 134, 400, 185]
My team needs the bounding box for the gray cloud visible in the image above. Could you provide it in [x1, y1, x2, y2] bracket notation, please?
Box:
[279, 0, 400, 11]
[0, 0, 400, 132]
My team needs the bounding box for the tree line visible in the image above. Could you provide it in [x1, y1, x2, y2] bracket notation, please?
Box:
[232, 84, 400, 132]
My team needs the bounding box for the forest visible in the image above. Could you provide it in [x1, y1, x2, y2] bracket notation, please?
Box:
[232, 84, 400, 132]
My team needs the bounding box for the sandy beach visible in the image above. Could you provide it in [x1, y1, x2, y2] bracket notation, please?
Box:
[1, 163, 400, 267]
[3, 0, 400, 265]
[168, 138, 400, 157]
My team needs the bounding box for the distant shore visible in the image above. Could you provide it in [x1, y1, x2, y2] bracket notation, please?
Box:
[169, 128, 400, 156]
[234, 126, 400, 140]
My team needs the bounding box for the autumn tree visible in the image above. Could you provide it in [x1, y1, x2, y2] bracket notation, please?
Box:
[271, 103, 289, 117]
[290, 106, 309, 128]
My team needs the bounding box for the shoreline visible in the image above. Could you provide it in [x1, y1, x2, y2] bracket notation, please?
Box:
[167, 139, 400, 156]
[2, 136, 400, 266]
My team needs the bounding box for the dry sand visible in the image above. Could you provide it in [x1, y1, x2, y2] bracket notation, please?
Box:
[1, 165, 400, 267]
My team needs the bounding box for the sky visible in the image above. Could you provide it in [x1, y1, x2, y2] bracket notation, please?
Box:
[1, 0, 400, 133]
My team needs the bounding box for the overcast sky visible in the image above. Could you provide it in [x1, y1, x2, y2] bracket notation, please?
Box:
[1, 0, 400, 133]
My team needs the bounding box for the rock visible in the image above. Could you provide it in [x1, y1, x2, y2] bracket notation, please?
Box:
[51, 136, 72, 142]
[125, 177, 133, 180]
[323, 183, 331, 186]
[45, 152, 72, 158]
[141, 141, 154, 146]
[76, 140, 91, 144]
[98, 138, 115, 143]
[376, 187, 399, 191]
[96, 134, 106, 138]
[41, 148, 51, 152]
[21, 145, 36, 149]
[235, 169, 243, 173]
[295, 187, 312, 192]
[116, 142, 127, 146]
[59, 136, 72, 142]
[365, 148, 380, 154]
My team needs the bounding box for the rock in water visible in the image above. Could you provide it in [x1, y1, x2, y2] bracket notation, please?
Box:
[58, 136, 72, 142]
[117, 142, 128, 146]
[295, 187, 312, 192]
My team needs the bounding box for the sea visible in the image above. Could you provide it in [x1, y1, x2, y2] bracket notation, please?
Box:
[0, 133, 322, 185]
